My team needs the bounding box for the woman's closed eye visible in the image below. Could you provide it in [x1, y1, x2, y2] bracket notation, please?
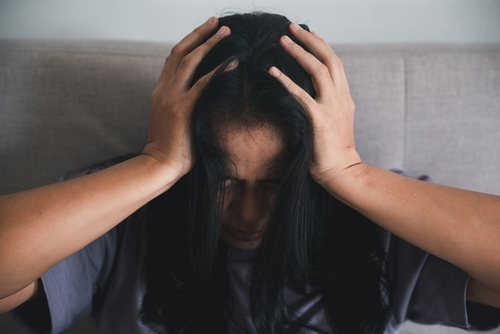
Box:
[220, 177, 281, 190]
[261, 178, 281, 190]
[222, 177, 238, 188]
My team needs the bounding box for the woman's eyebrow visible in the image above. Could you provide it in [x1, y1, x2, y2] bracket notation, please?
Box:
[222, 176, 282, 183]
[261, 178, 282, 184]
[268, 165, 285, 177]
[263, 168, 284, 183]
[223, 176, 239, 181]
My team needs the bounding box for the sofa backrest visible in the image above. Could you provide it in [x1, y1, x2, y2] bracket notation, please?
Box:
[1, 40, 499, 195]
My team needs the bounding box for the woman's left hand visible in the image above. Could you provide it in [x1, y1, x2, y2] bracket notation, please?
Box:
[269, 23, 361, 186]
[270, 24, 500, 306]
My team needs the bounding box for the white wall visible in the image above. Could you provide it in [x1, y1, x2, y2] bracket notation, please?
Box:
[0, 0, 499, 44]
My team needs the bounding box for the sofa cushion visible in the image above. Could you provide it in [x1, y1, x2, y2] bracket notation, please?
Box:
[0, 41, 169, 194]
[1, 41, 499, 197]
[405, 48, 500, 194]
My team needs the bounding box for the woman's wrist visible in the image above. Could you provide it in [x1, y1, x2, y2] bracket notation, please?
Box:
[310, 149, 363, 190]
[315, 160, 373, 209]
[134, 153, 187, 196]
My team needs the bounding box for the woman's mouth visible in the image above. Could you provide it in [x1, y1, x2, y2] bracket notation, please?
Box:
[227, 228, 265, 242]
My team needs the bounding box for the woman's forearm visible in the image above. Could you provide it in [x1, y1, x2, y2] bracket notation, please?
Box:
[323, 162, 500, 292]
[0, 154, 179, 298]
[0, 17, 231, 301]
[274, 24, 500, 307]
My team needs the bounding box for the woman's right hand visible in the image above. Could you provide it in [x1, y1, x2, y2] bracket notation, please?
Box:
[0, 17, 231, 305]
[143, 17, 231, 178]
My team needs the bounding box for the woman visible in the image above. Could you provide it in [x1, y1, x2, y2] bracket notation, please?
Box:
[1, 12, 499, 334]
[141, 13, 390, 333]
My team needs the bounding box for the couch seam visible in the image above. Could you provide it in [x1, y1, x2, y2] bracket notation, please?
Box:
[403, 54, 408, 172]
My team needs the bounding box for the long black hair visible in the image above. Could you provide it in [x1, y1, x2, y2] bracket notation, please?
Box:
[141, 12, 393, 333]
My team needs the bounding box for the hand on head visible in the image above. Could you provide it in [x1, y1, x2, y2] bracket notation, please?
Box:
[143, 17, 233, 178]
[143, 16, 359, 187]
[269, 23, 361, 186]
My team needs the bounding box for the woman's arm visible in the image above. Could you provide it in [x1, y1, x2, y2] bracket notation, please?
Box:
[270, 22, 500, 307]
[0, 280, 42, 314]
[0, 155, 177, 300]
[325, 163, 500, 306]
[0, 16, 232, 303]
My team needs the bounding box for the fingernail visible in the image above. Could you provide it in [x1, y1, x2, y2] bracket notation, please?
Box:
[283, 35, 294, 44]
[291, 22, 302, 31]
[206, 16, 215, 25]
[216, 26, 228, 35]
[269, 67, 281, 77]
[225, 58, 239, 71]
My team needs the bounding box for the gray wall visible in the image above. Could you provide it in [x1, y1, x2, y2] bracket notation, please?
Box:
[0, 0, 499, 44]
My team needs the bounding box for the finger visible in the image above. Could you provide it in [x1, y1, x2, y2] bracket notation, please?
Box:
[173, 26, 231, 90]
[310, 31, 328, 46]
[268, 66, 316, 114]
[170, 17, 219, 65]
[279, 35, 333, 98]
[288, 23, 346, 86]
[160, 17, 219, 82]
[189, 58, 239, 102]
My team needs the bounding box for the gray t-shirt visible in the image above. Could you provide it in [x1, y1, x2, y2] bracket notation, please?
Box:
[11, 208, 499, 333]
[10, 163, 500, 333]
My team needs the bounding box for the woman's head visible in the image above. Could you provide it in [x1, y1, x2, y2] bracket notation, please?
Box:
[190, 12, 316, 251]
[185, 14, 324, 331]
[142, 12, 392, 334]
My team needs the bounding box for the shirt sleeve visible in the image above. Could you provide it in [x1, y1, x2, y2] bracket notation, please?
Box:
[382, 230, 500, 331]
[382, 230, 468, 329]
[381, 172, 500, 332]
[9, 154, 135, 333]
[10, 228, 118, 334]
[379, 177, 500, 332]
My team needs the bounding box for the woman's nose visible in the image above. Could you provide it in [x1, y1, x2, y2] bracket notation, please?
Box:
[236, 188, 268, 225]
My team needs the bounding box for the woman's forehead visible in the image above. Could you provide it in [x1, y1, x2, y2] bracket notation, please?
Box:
[218, 124, 285, 177]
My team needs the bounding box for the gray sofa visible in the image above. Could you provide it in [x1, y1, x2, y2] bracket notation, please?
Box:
[0, 40, 499, 333]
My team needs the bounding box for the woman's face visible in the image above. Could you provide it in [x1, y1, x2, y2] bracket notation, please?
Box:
[218, 124, 285, 249]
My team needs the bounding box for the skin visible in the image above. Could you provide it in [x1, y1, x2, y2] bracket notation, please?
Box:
[0, 16, 231, 311]
[218, 125, 284, 249]
[1, 16, 500, 317]
[269, 22, 500, 307]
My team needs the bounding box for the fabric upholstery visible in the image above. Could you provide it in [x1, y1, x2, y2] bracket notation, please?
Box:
[2, 41, 499, 196]
[405, 49, 500, 194]
[0, 40, 168, 194]
[1, 40, 499, 334]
